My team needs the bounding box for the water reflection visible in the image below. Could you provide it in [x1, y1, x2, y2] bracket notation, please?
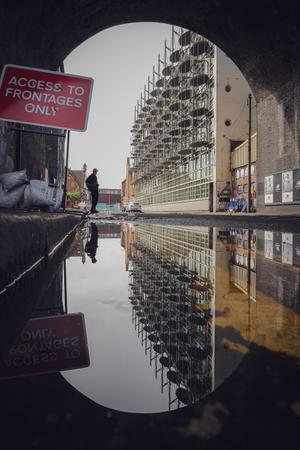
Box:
[125, 225, 215, 408]
[0, 221, 300, 415]
[60, 223, 255, 412]
[219, 228, 256, 299]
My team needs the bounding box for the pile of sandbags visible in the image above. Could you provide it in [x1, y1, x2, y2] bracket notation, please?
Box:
[23, 180, 55, 208]
[0, 169, 28, 208]
[47, 186, 64, 212]
[0, 169, 63, 211]
[22, 180, 63, 211]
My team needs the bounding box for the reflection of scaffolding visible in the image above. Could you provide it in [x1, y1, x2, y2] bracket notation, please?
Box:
[130, 27, 214, 207]
[128, 224, 215, 410]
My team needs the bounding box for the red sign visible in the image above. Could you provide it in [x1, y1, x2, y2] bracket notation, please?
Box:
[0, 65, 93, 131]
[0, 313, 90, 379]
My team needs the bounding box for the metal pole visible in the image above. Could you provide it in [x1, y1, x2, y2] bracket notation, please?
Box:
[247, 93, 252, 212]
[247, 229, 251, 340]
[14, 124, 22, 170]
[63, 259, 68, 314]
[63, 129, 70, 211]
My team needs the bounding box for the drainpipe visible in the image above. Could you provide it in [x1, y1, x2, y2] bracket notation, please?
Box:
[247, 93, 252, 213]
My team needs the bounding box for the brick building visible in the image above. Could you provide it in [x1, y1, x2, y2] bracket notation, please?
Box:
[98, 188, 121, 212]
[66, 163, 87, 206]
[122, 157, 135, 208]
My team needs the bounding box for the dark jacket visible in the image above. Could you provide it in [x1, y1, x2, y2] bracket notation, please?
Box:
[86, 173, 98, 192]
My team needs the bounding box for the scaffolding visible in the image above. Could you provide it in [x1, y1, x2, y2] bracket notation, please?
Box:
[130, 27, 215, 207]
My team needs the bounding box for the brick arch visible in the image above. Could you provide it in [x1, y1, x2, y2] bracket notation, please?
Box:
[1, 0, 300, 212]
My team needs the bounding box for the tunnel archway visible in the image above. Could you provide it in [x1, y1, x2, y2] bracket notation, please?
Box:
[1, 0, 300, 213]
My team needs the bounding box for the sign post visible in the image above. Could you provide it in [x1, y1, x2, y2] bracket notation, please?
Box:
[247, 93, 252, 212]
[0, 65, 94, 131]
[63, 130, 71, 211]
[0, 64, 93, 211]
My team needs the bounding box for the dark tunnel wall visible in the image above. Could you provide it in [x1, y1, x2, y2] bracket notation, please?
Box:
[1, 0, 300, 213]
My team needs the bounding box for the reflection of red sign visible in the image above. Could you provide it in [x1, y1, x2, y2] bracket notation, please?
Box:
[0, 313, 89, 379]
[0, 65, 93, 131]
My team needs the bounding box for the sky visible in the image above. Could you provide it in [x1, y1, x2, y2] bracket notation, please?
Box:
[65, 22, 173, 189]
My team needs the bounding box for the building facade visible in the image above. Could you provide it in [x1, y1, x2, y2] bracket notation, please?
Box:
[121, 157, 135, 208]
[66, 164, 87, 207]
[98, 188, 121, 212]
[230, 133, 257, 211]
[129, 28, 256, 212]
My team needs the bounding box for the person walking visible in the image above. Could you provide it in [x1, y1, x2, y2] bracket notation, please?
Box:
[86, 168, 99, 214]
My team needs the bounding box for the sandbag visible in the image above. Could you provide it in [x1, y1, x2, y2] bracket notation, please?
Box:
[0, 183, 26, 208]
[0, 169, 27, 192]
[0, 140, 7, 175]
[48, 187, 64, 212]
[21, 184, 31, 208]
[26, 180, 55, 207]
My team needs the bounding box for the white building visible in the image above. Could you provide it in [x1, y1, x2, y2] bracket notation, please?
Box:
[129, 28, 256, 212]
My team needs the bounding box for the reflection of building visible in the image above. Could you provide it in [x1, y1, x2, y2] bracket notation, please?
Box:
[257, 231, 300, 314]
[127, 224, 215, 409]
[129, 27, 256, 213]
[66, 227, 87, 264]
[97, 223, 121, 239]
[216, 229, 256, 296]
[121, 223, 136, 270]
[227, 229, 256, 299]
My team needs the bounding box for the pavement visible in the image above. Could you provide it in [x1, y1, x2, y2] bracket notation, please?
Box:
[128, 212, 300, 233]
[81, 209, 300, 232]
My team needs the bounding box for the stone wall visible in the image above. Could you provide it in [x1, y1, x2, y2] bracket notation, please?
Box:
[257, 83, 300, 212]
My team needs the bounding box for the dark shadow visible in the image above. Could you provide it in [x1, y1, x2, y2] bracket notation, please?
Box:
[0, 231, 75, 359]
[0, 333, 299, 450]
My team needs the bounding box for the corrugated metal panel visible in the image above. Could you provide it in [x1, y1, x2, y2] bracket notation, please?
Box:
[231, 132, 257, 169]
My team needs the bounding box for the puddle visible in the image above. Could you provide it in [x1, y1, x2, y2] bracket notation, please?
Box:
[0, 222, 299, 414]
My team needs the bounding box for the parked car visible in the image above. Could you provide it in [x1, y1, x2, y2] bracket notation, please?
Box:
[126, 202, 142, 213]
